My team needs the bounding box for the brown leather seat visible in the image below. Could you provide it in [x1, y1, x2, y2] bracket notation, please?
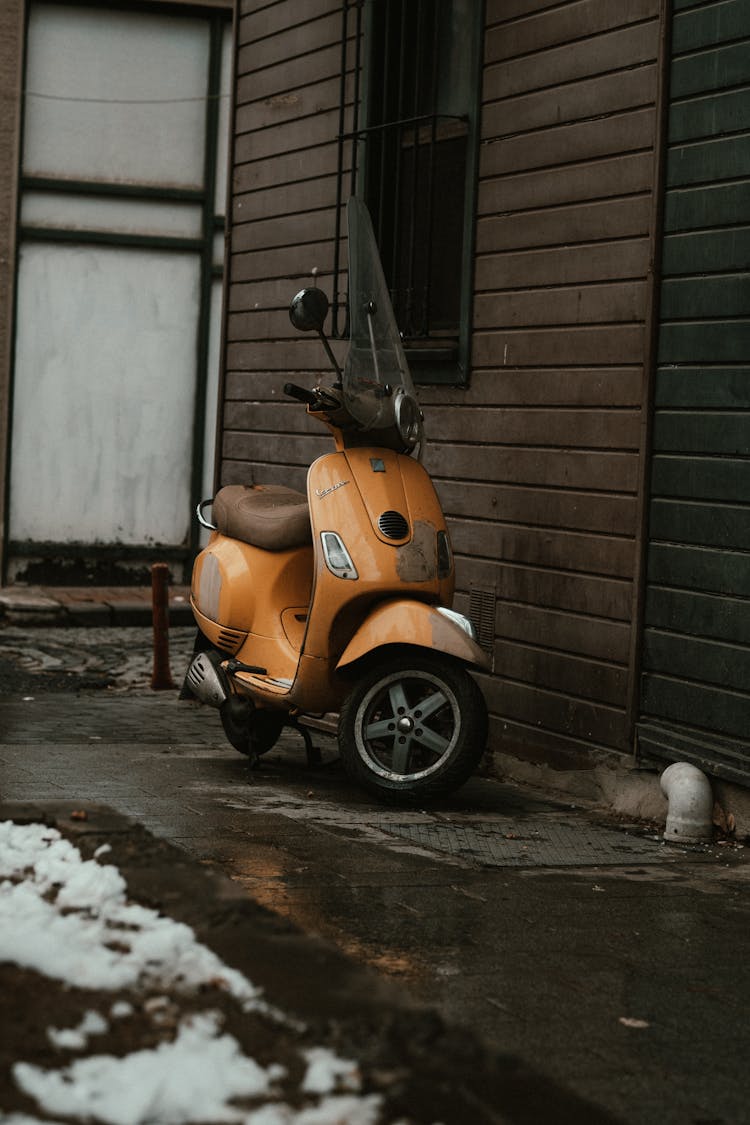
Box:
[212, 484, 311, 551]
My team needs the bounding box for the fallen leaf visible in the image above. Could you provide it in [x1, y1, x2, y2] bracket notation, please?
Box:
[70, 809, 88, 821]
[619, 1017, 650, 1029]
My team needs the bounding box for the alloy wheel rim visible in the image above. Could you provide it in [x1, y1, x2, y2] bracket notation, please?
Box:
[354, 669, 461, 781]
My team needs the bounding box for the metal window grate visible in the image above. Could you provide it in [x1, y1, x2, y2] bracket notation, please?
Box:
[334, 0, 470, 356]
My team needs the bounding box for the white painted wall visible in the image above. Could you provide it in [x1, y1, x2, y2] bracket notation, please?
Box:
[22, 4, 209, 187]
[10, 244, 200, 545]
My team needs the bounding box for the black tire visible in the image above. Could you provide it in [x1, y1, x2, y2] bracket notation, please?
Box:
[338, 650, 488, 802]
[220, 695, 285, 758]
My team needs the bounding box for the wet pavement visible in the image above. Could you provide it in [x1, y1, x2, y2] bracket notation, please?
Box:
[2, 624, 750, 1123]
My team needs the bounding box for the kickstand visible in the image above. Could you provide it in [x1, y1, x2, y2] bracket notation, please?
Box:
[286, 717, 322, 768]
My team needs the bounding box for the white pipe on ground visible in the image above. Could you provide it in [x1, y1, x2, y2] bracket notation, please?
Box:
[660, 762, 713, 842]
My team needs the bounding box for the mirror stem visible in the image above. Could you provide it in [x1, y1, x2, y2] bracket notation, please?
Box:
[318, 330, 342, 379]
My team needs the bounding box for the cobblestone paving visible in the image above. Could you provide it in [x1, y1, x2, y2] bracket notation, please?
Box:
[0, 692, 219, 744]
[377, 817, 676, 867]
[0, 625, 197, 693]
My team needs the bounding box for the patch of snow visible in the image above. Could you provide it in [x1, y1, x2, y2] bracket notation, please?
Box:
[291, 1096, 382, 1124]
[0, 822, 261, 1006]
[110, 1000, 134, 1019]
[15, 1012, 283, 1125]
[47, 1010, 109, 1051]
[242, 1098, 382, 1125]
[0, 1115, 67, 1125]
[301, 1048, 361, 1094]
[2, 822, 386, 1125]
[241, 1110, 291, 1125]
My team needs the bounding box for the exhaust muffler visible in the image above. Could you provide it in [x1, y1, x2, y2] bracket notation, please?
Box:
[184, 650, 229, 708]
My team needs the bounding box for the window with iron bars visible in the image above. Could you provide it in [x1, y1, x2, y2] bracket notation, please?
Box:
[336, 0, 482, 384]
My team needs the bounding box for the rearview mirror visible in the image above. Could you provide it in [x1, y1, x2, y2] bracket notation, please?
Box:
[289, 287, 330, 333]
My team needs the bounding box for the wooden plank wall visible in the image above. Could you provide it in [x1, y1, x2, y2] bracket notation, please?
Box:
[639, 0, 750, 768]
[223, 0, 355, 494]
[435, 0, 662, 764]
[222, 0, 664, 770]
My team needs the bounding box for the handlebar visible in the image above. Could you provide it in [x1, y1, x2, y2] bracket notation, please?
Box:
[284, 382, 342, 412]
[284, 382, 319, 406]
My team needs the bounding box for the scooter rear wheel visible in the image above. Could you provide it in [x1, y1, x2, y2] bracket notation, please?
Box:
[338, 650, 488, 803]
[220, 695, 285, 759]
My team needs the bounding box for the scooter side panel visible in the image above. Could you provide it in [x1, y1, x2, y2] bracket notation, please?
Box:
[190, 600, 246, 655]
[192, 533, 313, 634]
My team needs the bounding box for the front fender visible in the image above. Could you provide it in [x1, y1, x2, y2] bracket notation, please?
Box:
[336, 599, 491, 672]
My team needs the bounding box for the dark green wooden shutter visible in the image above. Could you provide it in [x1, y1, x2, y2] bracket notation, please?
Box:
[638, 0, 750, 783]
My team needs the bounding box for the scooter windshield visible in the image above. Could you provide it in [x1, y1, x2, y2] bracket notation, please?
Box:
[343, 198, 423, 449]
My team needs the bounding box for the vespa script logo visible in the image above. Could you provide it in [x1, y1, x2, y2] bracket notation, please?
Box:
[315, 479, 350, 499]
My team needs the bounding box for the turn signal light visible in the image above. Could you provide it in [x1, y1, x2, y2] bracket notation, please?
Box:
[321, 531, 359, 579]
[437, 530, 453, 578]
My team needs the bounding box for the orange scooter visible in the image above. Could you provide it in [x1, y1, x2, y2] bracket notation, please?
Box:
[185, 198, 489, 802]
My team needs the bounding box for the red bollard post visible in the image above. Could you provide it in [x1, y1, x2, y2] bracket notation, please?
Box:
[151, 562, 176, 691]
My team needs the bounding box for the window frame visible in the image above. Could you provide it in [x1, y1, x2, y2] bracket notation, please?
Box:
[7, 0, 231, 567]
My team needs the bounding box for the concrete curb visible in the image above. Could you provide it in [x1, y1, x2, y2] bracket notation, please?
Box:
[0, 586, 194, 628]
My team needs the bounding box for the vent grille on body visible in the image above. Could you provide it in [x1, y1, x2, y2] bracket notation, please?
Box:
[216, 628, 243, 654]
[468, 586, 496, 666]
[378, 510, 409, 540]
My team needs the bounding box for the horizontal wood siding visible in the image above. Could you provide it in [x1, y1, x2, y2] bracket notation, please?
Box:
[639, 0, 750, 779]
[222, 0, 663, 770]
[223, 0, 355, 495]
[446, 0, 661, 760]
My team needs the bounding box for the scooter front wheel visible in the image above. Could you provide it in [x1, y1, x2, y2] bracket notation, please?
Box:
[338, 651, 488, 803]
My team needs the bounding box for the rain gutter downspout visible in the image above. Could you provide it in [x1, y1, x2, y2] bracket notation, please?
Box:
[660, 762, 713, 842]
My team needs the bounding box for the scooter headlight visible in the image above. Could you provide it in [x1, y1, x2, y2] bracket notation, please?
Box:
[321, 532, 358, 580]
[394, 389, 422, 449]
